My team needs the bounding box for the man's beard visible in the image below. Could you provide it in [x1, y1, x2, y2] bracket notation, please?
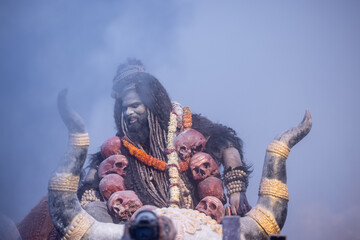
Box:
[126, 117, 149, 146]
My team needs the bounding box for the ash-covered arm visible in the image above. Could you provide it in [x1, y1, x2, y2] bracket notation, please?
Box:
[223, 147, 243, 169]
[223, 146, 251, 216]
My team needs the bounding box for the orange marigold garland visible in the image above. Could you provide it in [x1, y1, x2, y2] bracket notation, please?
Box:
[121, 137, 167, 171]
[178, 162, 189, 172]
[182, 107, 192, 130]
[122, 137, 190, 173]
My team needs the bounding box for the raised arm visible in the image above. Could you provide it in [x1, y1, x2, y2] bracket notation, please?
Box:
[223, 146, 251, 216]
[191, 114, 251, 216]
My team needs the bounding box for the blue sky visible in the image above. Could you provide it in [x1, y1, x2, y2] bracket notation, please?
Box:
[1, 1, 359, 239]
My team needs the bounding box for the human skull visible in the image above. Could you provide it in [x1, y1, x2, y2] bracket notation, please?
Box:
[101, 136, 122, 159]
[99, 174, 125, 200]
[98, 154, 128, 179]
[195, 196, 225, 224]
[190, 152, 220, 181]
[197, 176, 225, 203]
[174, 129, 206, 161]
[107, 190, 143, 220]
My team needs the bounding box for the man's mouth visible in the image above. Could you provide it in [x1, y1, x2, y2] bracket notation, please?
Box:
[128, 117, 137, 124]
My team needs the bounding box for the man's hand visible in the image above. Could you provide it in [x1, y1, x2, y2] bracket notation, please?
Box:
[229, 192, 251, 216]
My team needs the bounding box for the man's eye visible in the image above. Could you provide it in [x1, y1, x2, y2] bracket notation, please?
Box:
[132, 103, 140, 108]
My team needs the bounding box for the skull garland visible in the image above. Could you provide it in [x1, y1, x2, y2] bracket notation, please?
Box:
[197, 176, 225, 203]
[190, 152, 220, 181]
[107, 190, 143, 220]
[98, 154, 128, 179]
[174, 128, 227, 217]
[99, 174, 125, 200]
[96, 137, 144, 221]
[174, 129, 206, 161]
[101, 136, 122, 159]
[195, 196, 225, 224]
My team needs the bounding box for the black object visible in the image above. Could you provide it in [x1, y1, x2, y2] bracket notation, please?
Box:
[129, 210, 159, 240]
[268, 234, 287, 240]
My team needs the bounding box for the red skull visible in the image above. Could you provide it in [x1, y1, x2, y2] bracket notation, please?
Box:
[195, 196, 225, 224]
[99, 174, 125, 200]
[197, 176, 225, 203]
[101, 136, 122, 159]
[174, 129, 206, 161]
[190, 152, 220, 181]
[107, 190, 143, 220]
[98, 155, 128, 179]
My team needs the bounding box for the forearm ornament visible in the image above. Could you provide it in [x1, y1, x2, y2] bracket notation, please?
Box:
[223, 166, 248, 196]
[49, 173, 80, 193]
[266, 140, 290, 159]
[259, 178, 289, 201]
[261, 140, 290, 200]
[69, 133, 90, 147]
[49, 134, 89, 192]
[247, 206, 280, 235]
[62, 210, 95, 240]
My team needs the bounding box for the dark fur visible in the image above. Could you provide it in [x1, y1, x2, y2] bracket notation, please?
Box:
[192, 114, 252, 175]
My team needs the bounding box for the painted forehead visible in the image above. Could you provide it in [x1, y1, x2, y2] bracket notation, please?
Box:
[122, 89, 142, 105]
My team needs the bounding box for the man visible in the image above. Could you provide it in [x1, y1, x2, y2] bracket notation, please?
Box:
[79, 59, 251, 216]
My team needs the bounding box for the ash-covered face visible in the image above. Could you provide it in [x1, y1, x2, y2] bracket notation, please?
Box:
[122, 90, 147, 132]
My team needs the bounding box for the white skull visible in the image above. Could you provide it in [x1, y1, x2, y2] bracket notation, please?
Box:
[195, 196, 225, 224]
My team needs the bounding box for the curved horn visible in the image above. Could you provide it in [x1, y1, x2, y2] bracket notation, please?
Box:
[48, 91, 124, 239]
[240, 111, 312, 239]
[274, 109, 312, 148]
[57, 89, 86, 133]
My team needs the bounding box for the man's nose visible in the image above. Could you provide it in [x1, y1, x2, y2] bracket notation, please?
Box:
[126, 107, 135, 116]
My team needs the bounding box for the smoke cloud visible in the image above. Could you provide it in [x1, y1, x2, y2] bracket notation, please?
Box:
[0, 1, 359, 239]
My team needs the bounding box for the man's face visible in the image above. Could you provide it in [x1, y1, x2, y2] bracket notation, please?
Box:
[122, 90, 147, 132]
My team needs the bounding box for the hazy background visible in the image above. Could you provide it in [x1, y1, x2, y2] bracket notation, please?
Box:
[1, 1, 359, 239]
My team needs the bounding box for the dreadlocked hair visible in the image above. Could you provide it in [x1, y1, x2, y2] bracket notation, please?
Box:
[113, 70, 195, 207]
